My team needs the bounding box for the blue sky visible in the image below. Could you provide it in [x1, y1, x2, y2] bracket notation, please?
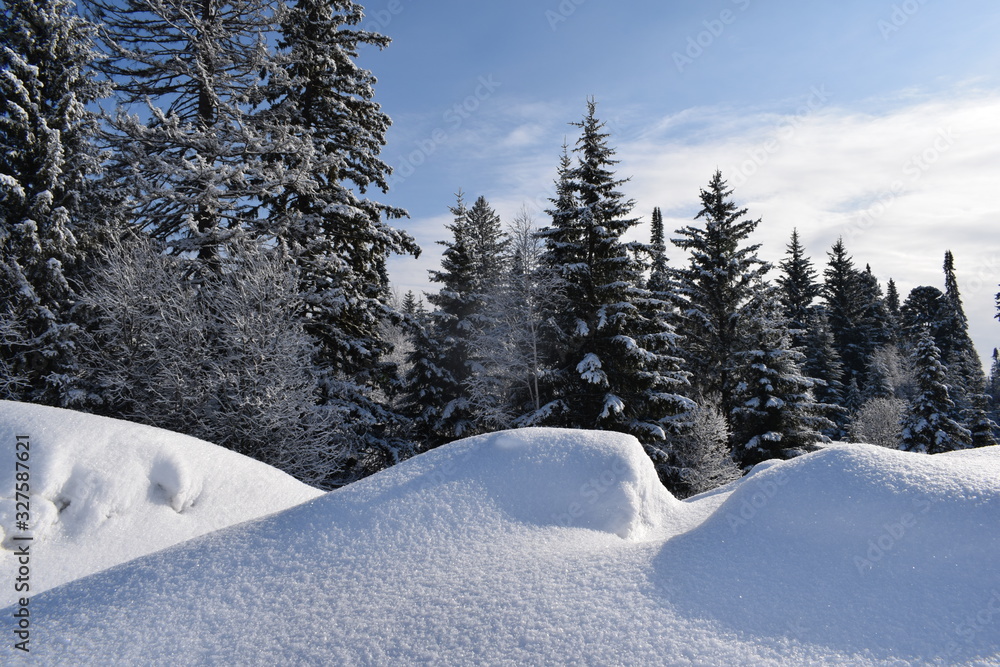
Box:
[358, 0, 1000, 365]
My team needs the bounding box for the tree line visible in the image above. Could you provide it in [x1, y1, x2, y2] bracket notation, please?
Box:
[1, 0, 997, 495]
[401, 99, 998, 496]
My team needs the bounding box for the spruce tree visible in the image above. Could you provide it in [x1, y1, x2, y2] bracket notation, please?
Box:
[670, 170, 769, 422]
[885, 278, 902, 342]
[900, 285, 948, 348]
[777, 228, 820, 346]
[0, 0, 108, 403]
[531, 100, 689, 444]
[822, 241, 889, 391]
[404, 194, 478, 448]
[647, 206, 672, 299]
[731, 291, 832, 466]
[261, 0, 419, 395]
[404, 193, 508, 448]
[466, 209, 561, 431]
[801, 308, 847, 435]
[900, 330, 971, 453]
[939, 251, 995, 446]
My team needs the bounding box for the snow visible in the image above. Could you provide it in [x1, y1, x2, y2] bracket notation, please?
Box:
[0, 401, 321, 607]
[3, 408, 1000, 665]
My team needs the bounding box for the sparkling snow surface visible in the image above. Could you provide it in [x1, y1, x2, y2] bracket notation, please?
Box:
[3, 413, 1000, 665]
[0, 401, 322, 607]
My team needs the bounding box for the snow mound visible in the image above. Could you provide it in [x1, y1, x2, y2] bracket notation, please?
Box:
[655, 443, 1000, 660]
[458, 428, 679, 538]
[6, 428, 1000, 665]
[0, 401, 321, 606]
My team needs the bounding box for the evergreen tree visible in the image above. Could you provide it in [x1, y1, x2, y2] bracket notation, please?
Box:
[885, 278, 902, 342]
[777, 228, 820, 346]
[531, 100, 689, 444]
[466, 208, 561, 430]
[730, 291, 832, 467]
[900, 330, 971, 453]
[900, 285, 947, 348]
[0, 0, 109, 404]
[939, 251, 988, 415]
[823, 239, 863, 380]
[404, 193, 508, 448]
[262, 0, 419, 399]
[855, 266, 892, 355]
[670, 170, 769, 423]
[647, 206, 671, 299]
[822, 241, 889, 391]
[800, 308, 847, 435]
[401, 290, 424, 317]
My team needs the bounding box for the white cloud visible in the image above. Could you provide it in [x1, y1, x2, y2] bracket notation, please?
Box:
[388, 85, 1000, 365]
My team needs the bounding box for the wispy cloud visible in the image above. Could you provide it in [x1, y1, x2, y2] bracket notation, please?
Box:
[388, 85, 1000, 364]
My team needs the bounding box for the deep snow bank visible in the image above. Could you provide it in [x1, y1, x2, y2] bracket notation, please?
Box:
[0, 401, 321, 606]
[653, 443, 1000, 661]
[5, 426, 1000, 665]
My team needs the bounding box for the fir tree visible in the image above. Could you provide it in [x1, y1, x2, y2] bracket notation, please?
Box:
[404, 193, 508, 448]
[801, 308, 847, 435]
[0, 0, 109, 404]
[647, 206, 671, 299]
[939, 251, 988, 416]
[262, 0, 419, 397]
[531, 100, 690, 444]
[401, 290, 424, 317]
[777, 228, 820, 346]
[670, 170, 769, 424]
[730, 291, 832, 467]
[466, 209, 562, 431]
[885, 278, 901, 342]
[822, 241, 889, 390]
[900, 285, 947, 349]
[900, 330, 971, 454]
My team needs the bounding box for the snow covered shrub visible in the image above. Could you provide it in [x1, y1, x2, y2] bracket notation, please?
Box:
[849, 397, 906, 448]
[76, 235, 349, 487]
[0, 308, 28, 399]
[669, 400, 742, 498]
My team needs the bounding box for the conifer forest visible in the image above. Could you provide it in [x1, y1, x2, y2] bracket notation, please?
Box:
[3, 0, 999, 496]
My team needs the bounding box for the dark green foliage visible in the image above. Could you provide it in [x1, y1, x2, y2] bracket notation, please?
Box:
[0, 0, 109, 404]
[262, 0, 418, 388]
[670, 170, 769, 420]
[404, 193, 508, 449]
[777, 228, 820, 346]
[900, 331, 971, 454]
[730, 292, 833, 467]
[530, 100, 690, 446]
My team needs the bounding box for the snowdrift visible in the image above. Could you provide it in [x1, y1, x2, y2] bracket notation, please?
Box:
[0, 401, 322, 607]
[5, 423, 1000, 665]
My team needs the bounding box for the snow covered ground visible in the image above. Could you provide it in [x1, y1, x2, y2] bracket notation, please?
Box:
[0, 401, 322, 608]
[2, 407, 999, 665]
